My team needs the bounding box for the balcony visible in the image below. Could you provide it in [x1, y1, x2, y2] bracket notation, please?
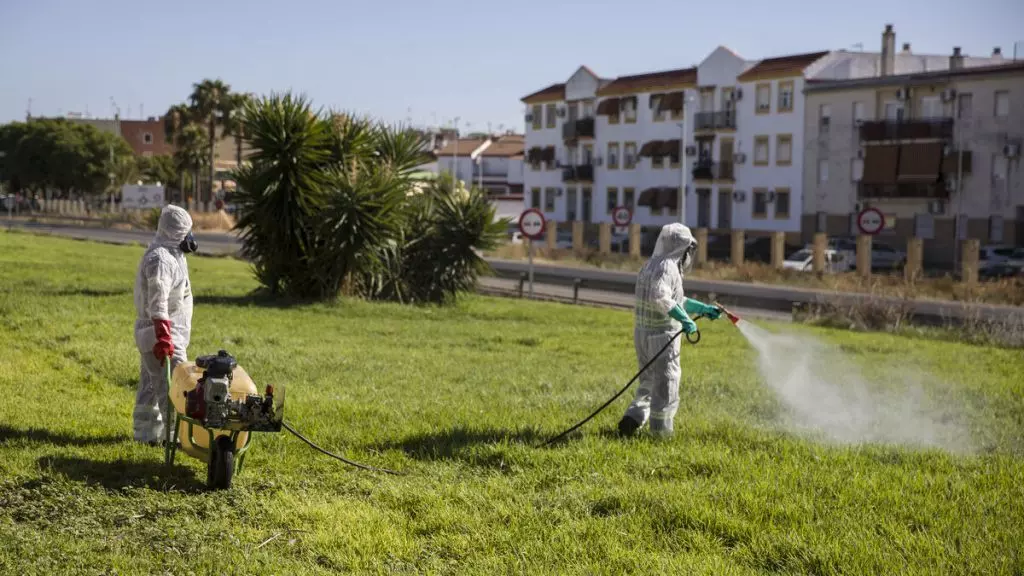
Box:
[691, 160, 735, 181]
[562, 164, 595, 183]
[562, 117, 596, 141]
[859, 118, 954, 141]
[858, 182, 950, 199]
[694, 110, 737, 131]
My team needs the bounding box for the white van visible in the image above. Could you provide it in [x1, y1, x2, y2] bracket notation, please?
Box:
[783, 248, 854, 273]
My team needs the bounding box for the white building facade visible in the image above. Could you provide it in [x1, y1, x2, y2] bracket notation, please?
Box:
[520, 24, 1005, 243]
[436, 135, 525, 222]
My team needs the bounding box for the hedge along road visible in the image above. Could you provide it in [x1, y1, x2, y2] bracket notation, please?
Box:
[5, 219, 1022, 327]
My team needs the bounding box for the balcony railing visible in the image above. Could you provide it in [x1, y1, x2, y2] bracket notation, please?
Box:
[561, 164, 595, 182]
[859, 118, 954, 141]
[562, 117, 596, 141]
[858, 182, 950, 199]
[691, 160, 735, 181]
[694, 110, 737, 131]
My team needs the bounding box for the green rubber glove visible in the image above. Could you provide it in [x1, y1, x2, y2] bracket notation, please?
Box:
[684, 297, 722, 320]
[669, 304, 699, 334]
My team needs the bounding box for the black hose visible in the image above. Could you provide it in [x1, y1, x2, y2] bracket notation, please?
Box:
[282, 421, 404, 476]
[541, 328, 687, 447]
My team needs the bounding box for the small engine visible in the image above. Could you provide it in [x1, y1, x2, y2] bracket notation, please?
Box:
[185, 350, 280, 431]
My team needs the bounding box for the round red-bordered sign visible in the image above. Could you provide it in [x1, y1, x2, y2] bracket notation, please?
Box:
[856, 207, 885, 235]
[518, 208, 546, 240]
[612, 206, 633, 227]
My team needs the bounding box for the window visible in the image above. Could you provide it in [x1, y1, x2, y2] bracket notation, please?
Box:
[581, 188, 593, 222]
[582, 100, 594, 118]
[819, 104, 832, 134]
[546, 104, 557, 128]
[623, 188, 635, 210]
[993, 154, 1008, 185]
[754, 136, 770, 166]
[778, 81, 794, 112]
[651, 94, 666, 122]
[667, 187, 679, 217]
[776, 135, 792, 166]
[609, 105, 620, 124]
[700, 89, 715, 112]
[851, 158, 864, 182]
[607, 143, 620, 169]
[531, 105, 542, 130]
[531, 187, 541, 208]
[582, 144, 594, 164]
[721, 88, 735, 111]
[143, 132, 153, 144]
[884, 101, 904, 121]
[652, 154, 664, 169]
[957, 93, 973, 119]
[853, 101, 865, 124]
[752, 188, 768, 218]
[994, 91, 1010, 117]
[774, 188, 790, 219]
[756, 83, 772, 114]
[606, 187, 619, 213]
[623, 142, 637, 169]
[544, 188, 556, 212]
[623, 97, 637, 124]
[818, 159, 829, 184]
[919, 96, 942, 119]
[566, 187, 578, 221]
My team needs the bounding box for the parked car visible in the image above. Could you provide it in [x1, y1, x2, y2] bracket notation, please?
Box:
[827, 236, 906, 270]
[783, 248, 854, 273]
[978, 245, 1021, 270]
[555, 229, 573, 250]
[979, 261, 1024, 281]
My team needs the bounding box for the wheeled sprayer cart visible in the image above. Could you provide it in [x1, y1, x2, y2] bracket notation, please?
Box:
[163, 349, 284, 490]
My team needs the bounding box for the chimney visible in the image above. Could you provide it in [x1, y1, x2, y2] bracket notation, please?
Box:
[901, 43, 911, 53]
[880, 24, 896, 76]
[950, 46, 964, 70]
[993, 47, 1003, 59]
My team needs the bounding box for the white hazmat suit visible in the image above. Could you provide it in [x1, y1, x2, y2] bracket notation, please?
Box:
[619, 223, 719, 438]
[132, 205, 195, 444]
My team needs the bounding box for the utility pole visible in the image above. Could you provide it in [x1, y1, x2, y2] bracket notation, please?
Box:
[677, 93, 693, 225]
[953, 95, 966, 272]
[452, 117, 460, 191]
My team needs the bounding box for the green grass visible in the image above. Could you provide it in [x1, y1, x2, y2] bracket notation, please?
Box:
[1, 230, 1022, 575]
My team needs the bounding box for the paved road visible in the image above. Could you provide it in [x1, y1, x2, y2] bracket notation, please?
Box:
[6, 219, 1020, 326]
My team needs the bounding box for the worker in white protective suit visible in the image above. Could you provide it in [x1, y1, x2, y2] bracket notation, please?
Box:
[132, 205, 197, 445]
[618, 223, 721, 438]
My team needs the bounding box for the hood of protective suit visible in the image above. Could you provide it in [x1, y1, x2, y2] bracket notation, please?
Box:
[652, 223, 696, 263]
[153, 205, 193, 249]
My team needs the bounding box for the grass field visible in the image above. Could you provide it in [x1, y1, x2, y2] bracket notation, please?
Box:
[1, 230, 1022, 575]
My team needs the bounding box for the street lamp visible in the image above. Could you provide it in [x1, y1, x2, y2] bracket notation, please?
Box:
[676, 92, 695, 225]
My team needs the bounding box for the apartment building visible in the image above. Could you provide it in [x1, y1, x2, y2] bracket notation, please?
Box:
[803, 58, 1024, 264]
[520, 24, 1004, 240]
[436, 134, 525, 221]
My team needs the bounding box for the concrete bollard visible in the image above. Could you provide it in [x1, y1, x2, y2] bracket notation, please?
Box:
[812, 233, 827, 273]
[771, 231, 786, 270]
[905, 238, 923, 282]
[598, 223, 611, 254]
[730, 229, 745, 266]
[961, 238, 980, 288]
[629, 223, 641, 257]
[694, 228, 709, 267]
[857, 235, 873, 278]
[572, 221, 584, 252]
[546, 222, 558, 251]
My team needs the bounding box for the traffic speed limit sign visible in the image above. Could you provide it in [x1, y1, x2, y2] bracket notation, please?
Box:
[612, 206, 633, 227]
[518, 208, 546, 240]
[856, 207, 885, 235]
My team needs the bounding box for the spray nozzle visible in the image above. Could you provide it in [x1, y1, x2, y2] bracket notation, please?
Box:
[714, 302, 741, 325]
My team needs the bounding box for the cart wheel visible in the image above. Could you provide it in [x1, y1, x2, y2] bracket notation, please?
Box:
[208, 436, 235, 490]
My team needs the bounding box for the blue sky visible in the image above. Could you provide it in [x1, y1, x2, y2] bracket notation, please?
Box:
[1, 0, 1021, 133]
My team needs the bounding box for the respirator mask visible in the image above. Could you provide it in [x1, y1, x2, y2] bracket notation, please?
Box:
[679, 241, 697, 273]
[179, 231, 198, 254]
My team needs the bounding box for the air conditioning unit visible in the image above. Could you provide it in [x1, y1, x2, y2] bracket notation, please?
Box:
[733, 87, 743, 100]
[732, 190, 747, 202]
[733, 152, 747, 164]
[857, 148, 865, 159]
[896, 87, 910, 101]
[1004, 142, 1021, 158]
[556, 107, 566, 118]
[940, 88, 958, 102]
[525, 113, 534, 123]
[685, 145, 697, 157]
[928, 200, 946, 215]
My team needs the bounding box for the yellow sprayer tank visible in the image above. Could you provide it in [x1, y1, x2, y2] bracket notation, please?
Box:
[169, 361, 257, 459]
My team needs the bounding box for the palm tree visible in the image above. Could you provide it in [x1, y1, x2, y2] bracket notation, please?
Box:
[173, 125, 209, 206]
[224, 92, 253, 168]
[163, 104, 191, 201]
[188, 78, 235, 204]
